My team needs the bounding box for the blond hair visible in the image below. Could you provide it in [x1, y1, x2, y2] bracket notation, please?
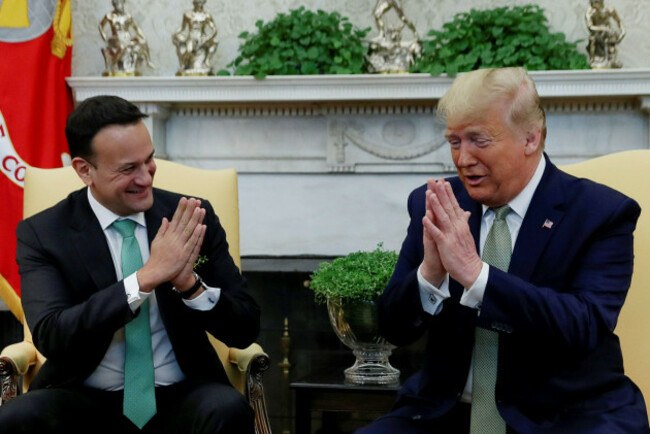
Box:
[437, 67, 546, 147]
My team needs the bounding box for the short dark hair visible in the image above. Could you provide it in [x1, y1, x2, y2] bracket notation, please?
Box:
[65, 95, 148, 161]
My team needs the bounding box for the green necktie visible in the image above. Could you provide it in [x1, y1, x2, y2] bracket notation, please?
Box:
[112, 219, 157, 429]
[470, 205, 511, 434]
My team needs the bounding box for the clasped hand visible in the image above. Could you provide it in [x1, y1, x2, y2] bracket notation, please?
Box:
[137, 197, 206, 293]
[420, 179, 483, 289]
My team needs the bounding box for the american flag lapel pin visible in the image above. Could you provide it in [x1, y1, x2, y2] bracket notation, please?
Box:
[542, 219, 554, 229]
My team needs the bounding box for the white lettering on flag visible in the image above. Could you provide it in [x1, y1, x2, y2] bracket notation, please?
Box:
[0, 109, 30, 188]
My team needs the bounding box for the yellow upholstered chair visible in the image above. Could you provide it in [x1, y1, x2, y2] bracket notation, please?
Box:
[561, 150, 650, 415]
[0, 160, 271, 434]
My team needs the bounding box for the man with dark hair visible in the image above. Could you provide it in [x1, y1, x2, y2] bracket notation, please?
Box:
[358, 68, 649, 433]
[0, 95, 260, 433]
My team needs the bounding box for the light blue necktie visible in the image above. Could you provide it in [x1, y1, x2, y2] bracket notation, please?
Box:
[470, 205, 511, 434]
[112, 219, 157, 429]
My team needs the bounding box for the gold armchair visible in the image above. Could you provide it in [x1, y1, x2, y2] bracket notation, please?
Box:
[0, 160, 272, 434]
[561, 150, 650, 415]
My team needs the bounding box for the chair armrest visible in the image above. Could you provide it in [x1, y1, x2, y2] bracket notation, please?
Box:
[229, 344, 272, 434]
[228, 343, 269, 374]
[1, 341, 38, 376]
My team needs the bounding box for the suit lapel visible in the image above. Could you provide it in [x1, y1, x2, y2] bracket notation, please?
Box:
[509, 157, 567, 281]
[69, 189, 118, 291]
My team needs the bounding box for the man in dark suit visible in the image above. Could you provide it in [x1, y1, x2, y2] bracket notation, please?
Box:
[359, 67, 649, 433]
[0, 96, 260, 433]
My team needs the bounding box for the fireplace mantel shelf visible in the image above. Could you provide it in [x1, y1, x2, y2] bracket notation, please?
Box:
[67, 69, 650, 105]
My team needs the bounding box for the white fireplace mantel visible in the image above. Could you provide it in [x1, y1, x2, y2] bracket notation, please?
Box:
[68, 69, 650, 103]
[66, 70, 650, 263]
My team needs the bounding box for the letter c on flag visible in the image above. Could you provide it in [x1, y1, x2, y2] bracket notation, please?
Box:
[0, 110, 30, 188]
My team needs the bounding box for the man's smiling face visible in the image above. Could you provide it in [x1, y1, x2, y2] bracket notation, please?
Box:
[84, 121, 157, 216]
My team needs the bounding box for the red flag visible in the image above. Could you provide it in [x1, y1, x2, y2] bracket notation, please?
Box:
[0, 0, 72, 318]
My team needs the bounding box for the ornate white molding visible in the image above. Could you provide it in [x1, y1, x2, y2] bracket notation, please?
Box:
[172, 105, 436, 117]
[67, 69, 650, 104]
[67, 70, 650, 175]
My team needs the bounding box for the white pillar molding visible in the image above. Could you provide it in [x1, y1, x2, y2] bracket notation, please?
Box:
[136, 103, 171, 160]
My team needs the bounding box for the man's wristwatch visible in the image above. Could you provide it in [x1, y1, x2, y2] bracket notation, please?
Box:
[171, 272, 204, 299]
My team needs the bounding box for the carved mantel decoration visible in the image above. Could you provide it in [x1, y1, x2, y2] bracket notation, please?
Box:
[68, 70, 650, 173]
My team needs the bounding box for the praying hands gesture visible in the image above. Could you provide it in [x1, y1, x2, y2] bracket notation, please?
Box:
[137, 197, 206, 293]
[421, 179, 483, 289]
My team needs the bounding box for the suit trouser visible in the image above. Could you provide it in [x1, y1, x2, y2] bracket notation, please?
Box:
[0, 379, 254, 434]
[355, 402, 472, 434]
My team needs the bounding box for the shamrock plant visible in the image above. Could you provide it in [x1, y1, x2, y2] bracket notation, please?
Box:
[225, 7, 370, 78]
[309, 244, 398, 304]
[411, 5, 589, 76]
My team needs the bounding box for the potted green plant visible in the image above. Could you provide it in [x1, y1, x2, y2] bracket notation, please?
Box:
[411, 5, 589, 76]
[224, 6, 370, 78]
[309, 244, 399, 385]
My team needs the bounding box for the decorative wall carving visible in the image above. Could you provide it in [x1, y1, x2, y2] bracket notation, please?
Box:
[327, 117, 451, 173]
[72, 0, 650, 77]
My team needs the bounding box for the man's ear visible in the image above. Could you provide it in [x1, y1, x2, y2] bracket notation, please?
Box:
[524, 128, 542, 156]
[72, 157, 93, 186]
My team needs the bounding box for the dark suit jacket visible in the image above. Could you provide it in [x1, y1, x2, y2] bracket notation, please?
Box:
[378, 155, 649, 432]
[17, 187, 260, 391]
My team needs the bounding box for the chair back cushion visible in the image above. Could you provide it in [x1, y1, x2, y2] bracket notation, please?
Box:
[561, 150, 650, 414]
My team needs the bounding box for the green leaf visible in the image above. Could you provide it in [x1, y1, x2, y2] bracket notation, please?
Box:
[307, 46, 319, 59]
[300, 61, 318, 74]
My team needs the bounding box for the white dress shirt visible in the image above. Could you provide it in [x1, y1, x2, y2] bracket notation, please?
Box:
[83, 188, 221, 390]
[417, 156, 546, 401]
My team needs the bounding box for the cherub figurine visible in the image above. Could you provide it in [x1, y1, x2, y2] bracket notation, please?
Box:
[172, 0, 218, 76]
[99, 0, 154, 76]
[585, 0, 625, 68]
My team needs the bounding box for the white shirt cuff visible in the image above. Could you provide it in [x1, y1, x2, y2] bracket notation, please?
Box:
[417, 266, 450, 315]
[125, 272, 152, 312]
[182, 284, 221, 311]
[460, 262, 489, 310]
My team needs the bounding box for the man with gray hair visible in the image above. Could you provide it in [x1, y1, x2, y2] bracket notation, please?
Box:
[359, 67, 649, 433]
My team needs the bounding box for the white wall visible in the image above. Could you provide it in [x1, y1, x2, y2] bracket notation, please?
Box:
[72, 0, 650, 77]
